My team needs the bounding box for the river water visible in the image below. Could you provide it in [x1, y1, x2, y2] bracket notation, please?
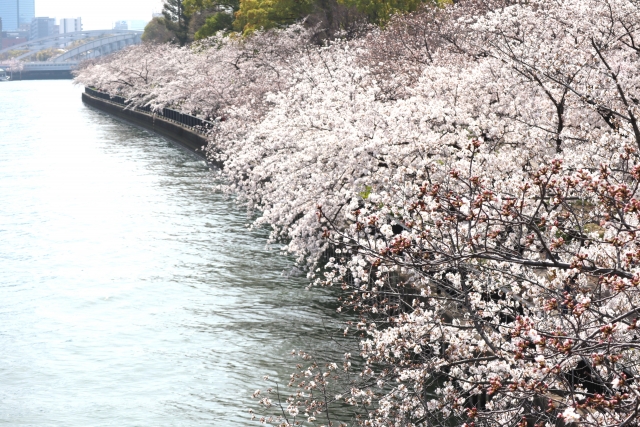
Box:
[0, 80, 338, 426]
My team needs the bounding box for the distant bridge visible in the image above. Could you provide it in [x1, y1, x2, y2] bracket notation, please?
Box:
[0, 30, 142, 78]
[53, 32, 141, 62]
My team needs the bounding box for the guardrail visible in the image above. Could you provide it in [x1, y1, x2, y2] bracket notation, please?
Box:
[85, 87, 214, 135]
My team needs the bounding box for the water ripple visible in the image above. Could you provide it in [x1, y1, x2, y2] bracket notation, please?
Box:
[0, 81, 338, 427]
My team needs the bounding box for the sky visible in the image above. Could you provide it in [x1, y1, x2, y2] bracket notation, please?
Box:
[35, 0, 165, 30]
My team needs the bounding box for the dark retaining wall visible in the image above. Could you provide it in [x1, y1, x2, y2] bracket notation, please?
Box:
[82, 90, 214, 162]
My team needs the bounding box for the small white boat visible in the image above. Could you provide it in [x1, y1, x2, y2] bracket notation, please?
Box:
[0, 69, 10, 81]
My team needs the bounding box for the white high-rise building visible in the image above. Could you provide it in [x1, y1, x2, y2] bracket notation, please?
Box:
[59, 17, 82, 33]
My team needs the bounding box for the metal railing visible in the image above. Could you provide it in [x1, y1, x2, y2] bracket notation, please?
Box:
[85, 87, 214, 134]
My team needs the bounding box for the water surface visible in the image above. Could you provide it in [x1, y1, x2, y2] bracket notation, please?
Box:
[0, 80, 336, 426]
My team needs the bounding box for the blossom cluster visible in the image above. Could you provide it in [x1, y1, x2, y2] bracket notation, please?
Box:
[76, 0, 640, 425]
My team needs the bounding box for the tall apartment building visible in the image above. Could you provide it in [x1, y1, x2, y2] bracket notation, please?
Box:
[30, 17, 55, 39]
[0, 0, 35, 32]
[59, 17, 82, 33]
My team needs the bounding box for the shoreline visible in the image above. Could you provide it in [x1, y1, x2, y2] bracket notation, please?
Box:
[81, 89, 217, 165]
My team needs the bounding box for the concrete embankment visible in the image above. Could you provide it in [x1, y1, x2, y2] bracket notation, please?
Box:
[82, 90, 211, 160]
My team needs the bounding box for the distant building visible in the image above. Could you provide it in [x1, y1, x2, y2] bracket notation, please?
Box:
[30, 17, 55, 39]
[114, 20, 148, 31]
[114, 20, 128, 30]
[0, 1, 16, 31]
[2, 27, 27, 40]
[127, 20, 148, 31]
[0, 0, 35, 32]
[1, 32, 26, 49]
[59, 17, 82, 34]
[17, 0, 32, 29]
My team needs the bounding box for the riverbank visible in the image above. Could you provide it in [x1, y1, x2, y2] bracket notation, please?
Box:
[82, 88, 214, 163]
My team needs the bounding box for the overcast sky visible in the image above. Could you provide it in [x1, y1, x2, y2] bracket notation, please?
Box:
[35, 0, 165, 30]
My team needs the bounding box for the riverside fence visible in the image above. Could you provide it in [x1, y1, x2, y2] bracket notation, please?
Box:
[85, 87, 214, 135]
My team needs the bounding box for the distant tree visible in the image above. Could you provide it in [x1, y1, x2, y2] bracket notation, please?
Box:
[34, 48, 63, 62]
[233, 0, 314, 34]
[184, 0, 239, 15]
[232, 0, 448, 36]
[142, 17, 174, 44]
[184, 0, 239, 40]
[175, 0, 449, 40]
[302, 0, 369, 43]
[194, 13, 235, 39]
[162, 0, 191, 45]
[338, 0, 450, 25]
[0, 49, 28, 61]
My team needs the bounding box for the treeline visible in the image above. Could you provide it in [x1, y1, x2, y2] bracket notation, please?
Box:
[143, 0, 451, 44]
